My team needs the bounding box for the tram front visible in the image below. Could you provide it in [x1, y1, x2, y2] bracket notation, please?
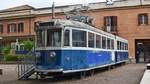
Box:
[35, 21, 63, 73]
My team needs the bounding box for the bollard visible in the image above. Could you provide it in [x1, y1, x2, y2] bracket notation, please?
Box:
[0, 69, 2, 75]
[147, 64, 150, 70]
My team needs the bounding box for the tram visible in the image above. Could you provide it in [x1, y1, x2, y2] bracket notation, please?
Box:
[34, 19, 128, 76]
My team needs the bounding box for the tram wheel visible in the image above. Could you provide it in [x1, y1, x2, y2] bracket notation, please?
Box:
[79, 71, 86, 79]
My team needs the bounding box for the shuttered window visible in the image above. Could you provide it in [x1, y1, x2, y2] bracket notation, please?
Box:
[104, 16, 117, 27]
[18, 23, 24, 32]
[138, 13, 148, 25]
[104, 16, 117, 32]
[7, 23, 17, 33]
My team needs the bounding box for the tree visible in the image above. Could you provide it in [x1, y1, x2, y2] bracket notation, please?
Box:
[22, 40, 34, 51]
[2, 45, 11, 55]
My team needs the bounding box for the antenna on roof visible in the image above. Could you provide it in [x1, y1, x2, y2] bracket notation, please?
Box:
[52, 2, 55, 19]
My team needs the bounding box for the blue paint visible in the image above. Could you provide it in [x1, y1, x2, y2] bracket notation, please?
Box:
[115, 51, 128, 62]
[35, 50, 128, 71]
[35, 50, 61, 69]
[86, 51, 111, 67]
[15, 50, 29, 55]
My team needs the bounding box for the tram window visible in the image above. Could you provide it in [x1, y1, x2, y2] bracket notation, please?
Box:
[107, 38, 111, 49]
[47, 29, 61, 47]
[102, 36, 106, 49]
[64, 30, 70, 46]
[124, 43, 126, 50]
[37, 30, 45, 47]
[96, 35, 101, 48]
[88, 32, 94, 48]
[72, 30, 86, 47]
[117, 41, 120, 50]
[125, 43, 128, 50]
[119, 42, 122, 50]
[121, 42, 124, 50]
[111, 39, 114, 49]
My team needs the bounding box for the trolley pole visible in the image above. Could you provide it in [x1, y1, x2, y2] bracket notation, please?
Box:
[52, 2, 55, 19]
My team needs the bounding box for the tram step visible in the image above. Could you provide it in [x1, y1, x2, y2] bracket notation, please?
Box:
[18, 67, 35, 80]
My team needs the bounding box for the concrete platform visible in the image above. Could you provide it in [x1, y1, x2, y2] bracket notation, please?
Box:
[0, 64, 145, 84]
[140, 70, 150, 84]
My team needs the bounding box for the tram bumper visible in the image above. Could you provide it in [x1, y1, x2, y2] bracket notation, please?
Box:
[35, 66, 63, 73]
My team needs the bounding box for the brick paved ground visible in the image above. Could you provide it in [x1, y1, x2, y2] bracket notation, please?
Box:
[0, 63, 145, 84]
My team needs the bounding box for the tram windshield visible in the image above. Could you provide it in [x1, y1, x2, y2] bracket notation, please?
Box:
[37, 28, 62, 47]
[47, 29, 61, 47]
[37, 29, 46, 47]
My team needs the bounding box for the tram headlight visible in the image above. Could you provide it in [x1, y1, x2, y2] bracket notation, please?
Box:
[35, 52, 41, 58]
[49, 51, 56, 58]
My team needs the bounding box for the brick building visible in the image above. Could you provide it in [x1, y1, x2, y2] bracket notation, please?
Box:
[0, 0, 150, 63]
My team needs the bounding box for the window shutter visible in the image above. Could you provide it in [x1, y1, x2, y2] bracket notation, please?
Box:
[21, 23, 24, 32]
[1, 25, 3, 33]
[7, 24, 10, 33]
[18, 24, 20, 32]
[138, 14, 141, 25]
[112, 16, 117, 26]
[104, 17, 107, 27]
[0, 25, 3, 33]
[14, 24, 17, 32]
[145, 14, 148, 25]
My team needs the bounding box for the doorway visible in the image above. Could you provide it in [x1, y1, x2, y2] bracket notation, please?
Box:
[135, 39, 150, 63]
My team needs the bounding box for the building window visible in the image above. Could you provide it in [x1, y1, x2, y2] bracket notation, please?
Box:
[104, 16, 117, 32]
[0, 24, 3, 33]
[7, 23, 17, 33]
[138, 13, 148, 25]
[18, 23, 24, 32]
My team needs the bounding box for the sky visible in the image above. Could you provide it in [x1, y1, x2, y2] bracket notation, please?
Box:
[0, 0, 116, 10]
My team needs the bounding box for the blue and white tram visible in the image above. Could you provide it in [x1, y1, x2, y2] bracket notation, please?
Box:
[35, 19, 128, 75]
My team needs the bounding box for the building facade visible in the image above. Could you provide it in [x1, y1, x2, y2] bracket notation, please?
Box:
[0, 0, 150, 63]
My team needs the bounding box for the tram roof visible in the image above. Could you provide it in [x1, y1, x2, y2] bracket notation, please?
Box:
[39, 19, 127, 42]
[39, 19, 113, 36]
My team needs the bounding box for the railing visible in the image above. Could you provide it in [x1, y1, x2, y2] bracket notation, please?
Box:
[17, 52, 35, 80]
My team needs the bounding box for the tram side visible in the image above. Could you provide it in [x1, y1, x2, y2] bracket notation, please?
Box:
[60, 27, 128, 73]
[34, 20, 128, 75]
